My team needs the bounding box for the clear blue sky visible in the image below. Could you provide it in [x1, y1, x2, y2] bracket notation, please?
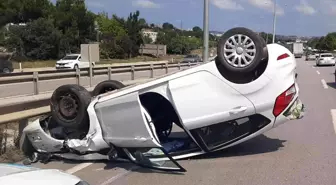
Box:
[54, 0, 335, 37]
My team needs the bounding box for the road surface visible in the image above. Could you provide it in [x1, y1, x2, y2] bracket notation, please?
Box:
[0, 66, 188, 98]
[17, 58, 336, 184]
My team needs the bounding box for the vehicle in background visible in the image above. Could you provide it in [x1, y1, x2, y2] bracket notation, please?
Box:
[305, 52, 316, 61]
[0, 163, 90, 185]
[291, 43, 304, 58]
[316, 53, 336, 66]
[55, 54, 95, 70]
[0, 58, 14, 74]
[182, 54, 202, 63]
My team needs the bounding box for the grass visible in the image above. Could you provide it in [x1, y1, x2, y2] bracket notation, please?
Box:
[12, 54, 185, 69]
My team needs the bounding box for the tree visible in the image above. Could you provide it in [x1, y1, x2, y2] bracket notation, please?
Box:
[192, 26, 202, 32]
[162, 22, 174, 30]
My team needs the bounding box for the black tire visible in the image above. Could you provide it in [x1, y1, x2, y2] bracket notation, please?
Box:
[2, 68, 10, 73]
[217, 27, 266, 74]
[92, 80, 125, 97]
[50, 84, 92, 129]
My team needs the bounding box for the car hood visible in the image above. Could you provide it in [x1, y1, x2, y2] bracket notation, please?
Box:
[0, 164, 80, 185]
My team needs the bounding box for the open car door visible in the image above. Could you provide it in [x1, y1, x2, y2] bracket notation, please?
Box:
[95, 92, 186, 172]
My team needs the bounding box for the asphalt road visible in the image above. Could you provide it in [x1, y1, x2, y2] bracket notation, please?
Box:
[18, 58, 336, 185]
[0, 66, 188, 98]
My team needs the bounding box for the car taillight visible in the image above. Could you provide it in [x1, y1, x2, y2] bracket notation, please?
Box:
[277, 53, 289, 60]
[273, 84, 296, 117]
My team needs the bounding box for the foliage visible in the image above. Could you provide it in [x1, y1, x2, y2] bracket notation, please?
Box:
[0, 0, 219, 61]
[307, 32, 336, 51]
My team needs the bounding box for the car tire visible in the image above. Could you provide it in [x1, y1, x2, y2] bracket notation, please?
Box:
[217, 27, 267, 74]
[50, 84, 92, 129]
[2, 68, 10, 73]
[92, 80, 126, 97]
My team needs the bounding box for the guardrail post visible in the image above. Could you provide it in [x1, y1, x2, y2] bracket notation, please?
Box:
[108, 67, 112, 80]
[75, 68, 80, 85]
[150, 64, 154, 78]
[165, 63, 168, 74]
[17, 119, 28, 147]
[178, 61, 181, 70]
[131, 65, 135, 80]
[33, 71, 39, 95]
[188, 61, 191, 67]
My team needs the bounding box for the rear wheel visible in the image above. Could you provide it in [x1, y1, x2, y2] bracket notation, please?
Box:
[50, 84, 91, 129]
[92, 80, 125, 96]
[217, 27, 267, 74]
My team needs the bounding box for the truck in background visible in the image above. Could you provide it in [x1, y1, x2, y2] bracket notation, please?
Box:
[291, 42, 304, 58]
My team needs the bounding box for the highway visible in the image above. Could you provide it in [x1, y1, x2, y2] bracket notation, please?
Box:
[0, 66, 187, 98]
[16, 58, 336, 184]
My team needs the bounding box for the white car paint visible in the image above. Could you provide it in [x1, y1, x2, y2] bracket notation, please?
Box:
[0, 163, 88, 185]
[22, 43, 304, 172]
[55, 54, 94, 69]
[316, 53, 336, 66]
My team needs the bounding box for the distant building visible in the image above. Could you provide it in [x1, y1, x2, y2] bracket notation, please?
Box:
[141, 29, 158, 43]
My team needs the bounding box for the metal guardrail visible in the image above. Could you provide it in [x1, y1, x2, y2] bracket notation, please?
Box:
[0, 60, 199, 96]
[0, 60, 204, 125]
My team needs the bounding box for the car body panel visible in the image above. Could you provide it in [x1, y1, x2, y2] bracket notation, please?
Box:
[168, 70, 256, 130]
[0, 163, 81, 185]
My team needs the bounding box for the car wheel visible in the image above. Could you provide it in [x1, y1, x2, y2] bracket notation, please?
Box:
[50, 84, 92, 129]
[92, 80, 126, 97]
[217, 27, 266, 74]
[2, 68, 10, 73]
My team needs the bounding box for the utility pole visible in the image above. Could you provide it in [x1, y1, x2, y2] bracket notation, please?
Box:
[202, 0, 209, 62]
[272, 0, 277, 43]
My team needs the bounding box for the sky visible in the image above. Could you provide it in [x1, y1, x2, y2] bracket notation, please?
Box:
[56, 0, 336, 37]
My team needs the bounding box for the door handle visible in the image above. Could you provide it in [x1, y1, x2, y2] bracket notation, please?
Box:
[229, 106, 247, 114]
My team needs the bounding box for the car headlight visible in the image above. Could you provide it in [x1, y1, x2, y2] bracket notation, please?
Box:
[76, 181, 91, 185]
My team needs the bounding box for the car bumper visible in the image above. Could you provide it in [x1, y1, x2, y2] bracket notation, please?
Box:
[318, 61, 335, 65]
[55, 64, 73, 69]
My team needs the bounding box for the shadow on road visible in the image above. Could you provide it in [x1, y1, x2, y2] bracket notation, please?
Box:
[190, 134, 286, 160]
[327, 82, 336, 89]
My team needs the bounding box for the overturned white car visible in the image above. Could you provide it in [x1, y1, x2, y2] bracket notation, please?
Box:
[20, 27, 304, 172]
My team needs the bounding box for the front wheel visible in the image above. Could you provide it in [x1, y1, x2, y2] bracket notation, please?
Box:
[217, 27, 267, 74]
[50, 84, 92, 129]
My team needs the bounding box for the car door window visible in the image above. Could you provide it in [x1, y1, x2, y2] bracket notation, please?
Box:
[94, 91, 185, 172]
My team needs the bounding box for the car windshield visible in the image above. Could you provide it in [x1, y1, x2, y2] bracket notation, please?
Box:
[62, 55, 79, 60]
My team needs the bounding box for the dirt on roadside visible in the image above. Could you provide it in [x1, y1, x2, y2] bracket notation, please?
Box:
[0, 123, 25, 163]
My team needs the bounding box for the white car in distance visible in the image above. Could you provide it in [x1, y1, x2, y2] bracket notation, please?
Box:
[316, 53, 336, 66]
[55, 54, 94, 70]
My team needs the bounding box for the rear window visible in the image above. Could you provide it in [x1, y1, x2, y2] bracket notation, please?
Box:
[321, 54, 333, 57]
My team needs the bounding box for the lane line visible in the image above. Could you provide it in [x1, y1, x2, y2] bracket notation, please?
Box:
[316, 70, 320, 75]
[99, 166, 139, 185]
[330, 109, 336, 134]
[65, 162, 93, 174]
[321, 79, 328, 89]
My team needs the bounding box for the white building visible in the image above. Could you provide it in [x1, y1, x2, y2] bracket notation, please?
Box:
[142, 29, 158, 43]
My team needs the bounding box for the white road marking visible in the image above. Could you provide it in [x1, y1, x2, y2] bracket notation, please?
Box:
[316, 70, 320, 75]
[321, 79, 328, 89]
[330, 109, 336, 134]
[65, 162, 93, 174]
[99, 166, 139, 185]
